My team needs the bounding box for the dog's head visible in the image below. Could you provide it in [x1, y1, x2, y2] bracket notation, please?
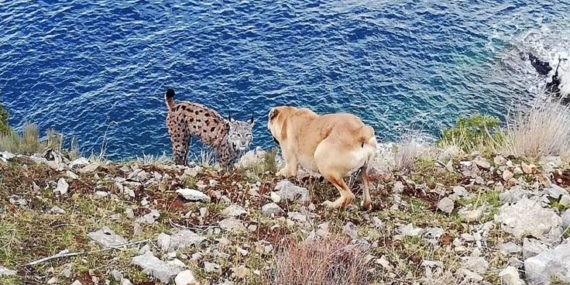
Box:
[267, 106, 298, 144]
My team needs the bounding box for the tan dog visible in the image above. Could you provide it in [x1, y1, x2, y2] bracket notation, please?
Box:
[267, 106, 378, 210]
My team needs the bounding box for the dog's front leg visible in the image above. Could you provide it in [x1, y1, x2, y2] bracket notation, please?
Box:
[276, 147, 298, 177]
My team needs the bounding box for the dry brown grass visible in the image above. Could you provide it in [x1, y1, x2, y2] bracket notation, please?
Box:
[267, 235, 371, 285]
[0, 123, 41, 154]
[502, 98, 570, 160]
[392, 131, 437, 173]
[0, 123, 80, 159]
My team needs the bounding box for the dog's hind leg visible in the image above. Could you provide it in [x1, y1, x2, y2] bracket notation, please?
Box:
[314, 141, 356, 208]
[321, 173, 355, 209]
[360, 164, 372, 210]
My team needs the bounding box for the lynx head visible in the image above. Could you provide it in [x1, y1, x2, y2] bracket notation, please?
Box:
[227, 113, 254, 151]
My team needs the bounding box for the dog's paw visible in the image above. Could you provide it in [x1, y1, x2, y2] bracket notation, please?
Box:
[321, 200, 335, 208]
[322, 200, 343, 209]
[276, 169, 287, 177]
[361, 200, 372, 211]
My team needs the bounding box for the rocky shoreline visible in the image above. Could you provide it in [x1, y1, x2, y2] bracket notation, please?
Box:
[1, 147, 570, 285]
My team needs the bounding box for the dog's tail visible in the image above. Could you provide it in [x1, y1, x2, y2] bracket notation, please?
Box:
[358, 125, 376, 148]
[165, 88, 176, 112]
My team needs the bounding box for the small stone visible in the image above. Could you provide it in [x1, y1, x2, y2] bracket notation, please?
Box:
[204, 262, 221, 274]
[231, 265, 250, 279]
[199, 207, 208, 217]
[372, 217, 384, 228]
[502, 170, 514, 181]
[474, 157, 490, 169]
[54, 178, 69, 195]
[236, 247, 248, 256]
[137, 209, 160, 224]
[0, 265, 16, 276]
[495, 197, 563, 244]
[138, 244, 150, 255]
[182, 166, 202, 178]
[308, 203, 317, 212]
[499, 185, 528, 204]
[461, 233, 475, 242]
[270, 192, 281, 203]
[157, 233, 172, 252]
[0, 151, 15, 161]
[261, 203, 283, 216]
[8, 195, 27, 206]
[343, 222, 358, 239]
[452, 186, 471, 199]
[376, 256, 394, 271]
[499, 266, 524, 285]
[132, 252, 181, 284]
[69, 157, 90, 169]
[543, 184, 569, 199]
[49, 206, 66, 214]
[445, 159, 454, 172]
[221, 205, 247, 217]
[111, 269, 123, 281]
[524, 241, 570, 284]
[458, 207, 483, 223]
[124, 188, 135, 199]
[457, 268, 483, 282]
[174, 270, 199, 285]
[71, 280, 82, 285]
[562, 209, 570, 229]
[421, 260, 443, 268]
[87, 227, 128, 248]
[66, 171, 79, 180]
[393, 181, 404, 193]
[522, 238, 550, 260]
[273, 180, 310, 202]
[499, 242, 522, 254]
[176, 189, 211, 203]
[397, 223, 424, 237]
[125, 207, 135, 219]
[79, 162, 100, 173]
[167, 253, 179, 261]
[218, 217, 246, 232]
[521, 162, 536, 174]
[463, 257, 489, 275]
[61, 263, 73, 278]
[94, 191, 109, 199]
[168, 230, 208, 252]
[133, 222, 142, 236]
[494, 155, 506, 165]
[423, 227, 444, 242]
[508, 257, 524, 269]
[437, 197, 454, 214]
[471, 248, 482, 258]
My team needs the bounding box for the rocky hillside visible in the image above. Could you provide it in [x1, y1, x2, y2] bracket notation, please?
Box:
[1, 147, 570, 285]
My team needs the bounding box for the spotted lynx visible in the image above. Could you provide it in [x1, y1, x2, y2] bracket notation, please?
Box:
[164, 88, 254, 167]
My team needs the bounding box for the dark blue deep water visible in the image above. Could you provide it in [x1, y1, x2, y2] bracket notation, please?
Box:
[1, 0, 569, 160]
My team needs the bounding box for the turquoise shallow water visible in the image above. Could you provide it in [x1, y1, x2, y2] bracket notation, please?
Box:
[1, 0, 569, 159]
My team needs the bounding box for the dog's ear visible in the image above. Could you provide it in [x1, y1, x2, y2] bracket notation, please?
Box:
[268, 108, 279, 121]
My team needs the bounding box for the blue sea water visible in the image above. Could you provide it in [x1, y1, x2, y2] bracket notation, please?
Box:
[1, 0, 569, 160]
